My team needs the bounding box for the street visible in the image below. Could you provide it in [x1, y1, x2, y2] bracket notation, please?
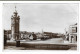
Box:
[4, 38, 77, 50]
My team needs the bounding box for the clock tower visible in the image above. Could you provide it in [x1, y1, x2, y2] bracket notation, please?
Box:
[11, 6, 20, 41]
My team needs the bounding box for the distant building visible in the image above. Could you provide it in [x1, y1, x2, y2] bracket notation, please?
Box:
[20, 31, 30, 40]
[68, 23, 77, 43]
[43, 32, 58, 38]
[35, 32, 42, 39]
[4, 30, 11, 40]
[29, 32, 37, 40]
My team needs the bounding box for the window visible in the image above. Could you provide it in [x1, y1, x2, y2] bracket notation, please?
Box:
[72, 27, 77, 33]
[76, 27, 77, 32]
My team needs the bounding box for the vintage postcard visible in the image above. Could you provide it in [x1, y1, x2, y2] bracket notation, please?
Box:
[3, 3, 78, 50]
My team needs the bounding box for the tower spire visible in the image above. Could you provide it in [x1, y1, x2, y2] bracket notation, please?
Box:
[13, 5, 18, 17]
[15, 5, 16, 12]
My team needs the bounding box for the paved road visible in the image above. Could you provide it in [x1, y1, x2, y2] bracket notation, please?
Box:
[8, 38, 64, 44]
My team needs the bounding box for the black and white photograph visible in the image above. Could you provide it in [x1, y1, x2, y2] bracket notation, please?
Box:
[3, 3, 78, 50]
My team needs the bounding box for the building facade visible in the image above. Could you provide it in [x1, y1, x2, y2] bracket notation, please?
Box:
[68, 23, 77, 43]
[4, 30, 11, 40]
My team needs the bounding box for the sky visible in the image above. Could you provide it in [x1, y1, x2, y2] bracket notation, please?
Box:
[3, 3, 78, 33]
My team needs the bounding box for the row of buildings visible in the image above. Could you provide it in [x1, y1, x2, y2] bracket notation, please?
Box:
[4, 30, 64, 41]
